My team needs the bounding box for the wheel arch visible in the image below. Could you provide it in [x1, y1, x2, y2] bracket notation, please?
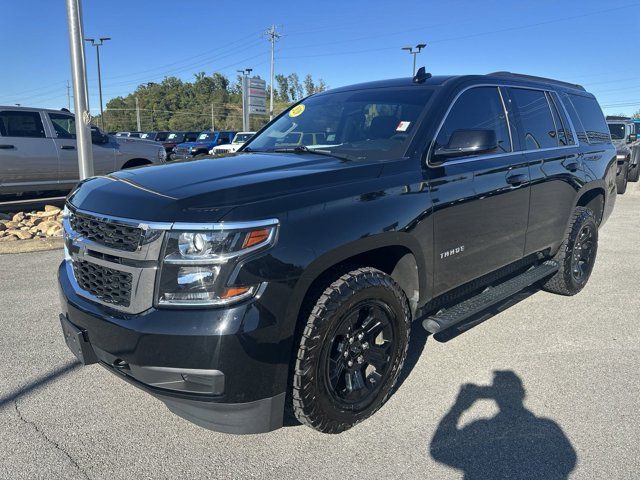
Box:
[121, 158, 152, 169]
[285, 234, 428, 332]
[575, 186, 606, 225]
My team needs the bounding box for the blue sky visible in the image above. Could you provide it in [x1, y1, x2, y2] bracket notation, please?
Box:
[1, 0, 640, 116]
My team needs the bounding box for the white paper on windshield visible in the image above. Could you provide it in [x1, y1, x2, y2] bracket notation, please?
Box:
[396, 121, 411, 132]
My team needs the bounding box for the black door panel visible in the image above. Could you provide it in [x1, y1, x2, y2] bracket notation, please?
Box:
[429, 153, 529, 296]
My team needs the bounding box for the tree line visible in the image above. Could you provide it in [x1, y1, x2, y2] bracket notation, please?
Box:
[97, 72, 328, 132]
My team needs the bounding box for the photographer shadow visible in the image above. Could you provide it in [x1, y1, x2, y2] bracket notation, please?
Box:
[429, 371, 576, 480]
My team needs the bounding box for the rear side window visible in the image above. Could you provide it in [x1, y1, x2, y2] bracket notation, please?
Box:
[434, 86, 511, 157]
[0, 111, 46, 138]
[547, 92, 575, 146]
[567, 94, 610, 144]
[509, 88, 558, 150]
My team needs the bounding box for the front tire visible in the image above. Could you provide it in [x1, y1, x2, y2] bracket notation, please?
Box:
[616, 163, 629, 194]
[628, 163, 639, 182]
[543, 207, 598, 296]
[292, 267, 411, 434]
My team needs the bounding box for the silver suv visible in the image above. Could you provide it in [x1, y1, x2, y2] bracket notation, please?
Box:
[0, 107, 166, 197]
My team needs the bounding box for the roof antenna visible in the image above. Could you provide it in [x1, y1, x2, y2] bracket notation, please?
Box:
[413, 66, 432, 83]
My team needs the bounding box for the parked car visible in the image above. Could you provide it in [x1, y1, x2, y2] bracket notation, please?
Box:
[172, 130, 237, 159]
[162, 131, 200, 160]
[209, 131, 255, 155]
[0, 106, 166, 197]
[58, 71, 616, 435]
[630, 119, 640, 183]
[115, 131, 144, 138]
[141, 131, 170, 142]
[606, 116, 637, 193]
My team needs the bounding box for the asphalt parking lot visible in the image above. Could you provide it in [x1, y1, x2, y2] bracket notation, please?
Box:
[1, 186, 639, 480]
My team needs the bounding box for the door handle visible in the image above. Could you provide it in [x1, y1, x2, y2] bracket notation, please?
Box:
[0, 144, 15, 149]
[563, 160, 579, 172]
[506, 173, 527, 186]
[61, 145, 76, 150]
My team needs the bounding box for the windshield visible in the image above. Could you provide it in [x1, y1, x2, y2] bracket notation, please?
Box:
[197, 132, 214, 141]
[167, 133, 183, 141]
[245, 87, 433, 160]
[140, 133, 154, 139]
[608, 123, 625, 140]
[233, 133, 253, 143]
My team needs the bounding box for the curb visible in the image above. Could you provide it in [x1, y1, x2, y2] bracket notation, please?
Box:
[0, 237, 64, 255]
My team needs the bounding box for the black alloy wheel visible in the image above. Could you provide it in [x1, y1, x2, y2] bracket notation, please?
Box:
[323, 300, 396, 411]
[570, 224, 596, 284]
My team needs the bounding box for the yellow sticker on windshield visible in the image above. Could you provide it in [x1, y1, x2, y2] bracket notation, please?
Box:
[289, 104, 305, 117]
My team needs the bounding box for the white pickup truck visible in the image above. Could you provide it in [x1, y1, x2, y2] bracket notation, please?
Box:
[209, 131, 255, 156]
[0, 106, 166, 197]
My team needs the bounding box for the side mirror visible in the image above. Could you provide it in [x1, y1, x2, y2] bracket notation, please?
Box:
[91, 128, 109, 144]
[433, 129, 498, 162]
[628, 133, 637, 143]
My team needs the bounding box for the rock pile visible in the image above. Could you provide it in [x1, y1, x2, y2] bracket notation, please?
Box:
[0, 205, 64, 242]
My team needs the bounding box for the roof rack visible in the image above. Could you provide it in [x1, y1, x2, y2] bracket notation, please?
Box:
[487, 71, 585, 91]
[606, 115, 632, 121]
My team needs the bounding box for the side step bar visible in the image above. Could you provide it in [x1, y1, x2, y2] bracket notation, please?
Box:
[422, 261, 559, 334]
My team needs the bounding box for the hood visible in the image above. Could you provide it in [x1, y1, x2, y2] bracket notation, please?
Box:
[112, 136, 159, 146]
[69, 152, 383, 222]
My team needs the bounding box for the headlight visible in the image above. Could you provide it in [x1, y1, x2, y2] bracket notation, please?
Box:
[156, 220, 278, 307]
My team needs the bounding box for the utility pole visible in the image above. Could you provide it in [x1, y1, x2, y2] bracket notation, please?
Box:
[65, 0, 93, 179]
[211, 103, 215, 131]
[85, 37, 110, 130]
[401, 43, 427, 75]
[135, 96, 141, 131]
[265, 25, 281, 121]
[66, 80, 72, 110]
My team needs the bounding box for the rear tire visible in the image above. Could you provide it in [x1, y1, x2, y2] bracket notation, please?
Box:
[292, 267, 411, 434]
[543, 207, 598, 296]
[616, 163, 629, 194]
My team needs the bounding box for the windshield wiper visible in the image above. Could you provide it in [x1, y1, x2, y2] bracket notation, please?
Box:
[272, 145, 351, 160]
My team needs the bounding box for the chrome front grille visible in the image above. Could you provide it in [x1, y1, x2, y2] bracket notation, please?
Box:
[72, 260, 133, 307]
[70, 212, 142, 252]
[64, 208, 171, 314]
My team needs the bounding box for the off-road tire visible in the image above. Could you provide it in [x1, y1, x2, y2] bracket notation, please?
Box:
[628, 162, 639, 182]
[292, 267, 411, 434]
[543, 207, 598, 296]
[616, 163, 629, 194]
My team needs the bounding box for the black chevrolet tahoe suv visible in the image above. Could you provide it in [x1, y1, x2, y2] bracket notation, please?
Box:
[58, 71, 617, 435]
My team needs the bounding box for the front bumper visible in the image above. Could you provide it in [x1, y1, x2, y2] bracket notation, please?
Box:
[57, 262, 287, 434]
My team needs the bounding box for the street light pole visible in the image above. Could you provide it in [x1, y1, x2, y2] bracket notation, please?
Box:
[401, 43, 427, 76]
[65, 0, 93, 179]
[85, 37, 110, 130]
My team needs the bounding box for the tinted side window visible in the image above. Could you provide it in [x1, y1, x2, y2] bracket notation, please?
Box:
[568, 94, 610, 144]
[510, 88, 558, 150]
[547, 92, 575, 146]
[0, 111, 46, 138]
[434, 86, 511, 158]
[49, 113, 76, 139]
[559, 93, 588, 143]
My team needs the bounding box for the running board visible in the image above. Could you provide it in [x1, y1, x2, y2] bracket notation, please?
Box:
[422, 261, 559, 334]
